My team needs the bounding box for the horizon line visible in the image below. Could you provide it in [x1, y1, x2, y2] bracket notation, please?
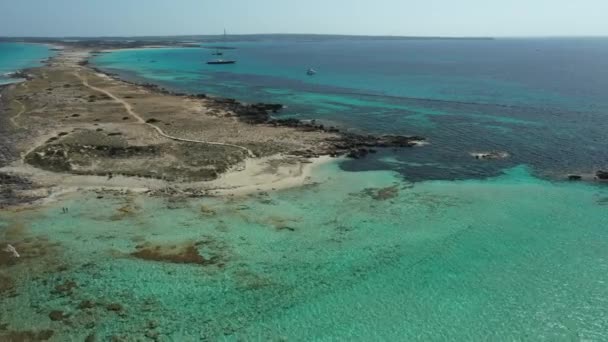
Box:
[1, 33, 608, 40]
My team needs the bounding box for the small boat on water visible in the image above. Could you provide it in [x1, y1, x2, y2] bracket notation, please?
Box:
[207, 59, 236, 65]
[307, 68, 317, 76]
[206, 29, 236, 65]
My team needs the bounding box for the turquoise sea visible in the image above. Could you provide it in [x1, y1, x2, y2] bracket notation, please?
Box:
[0, 42, 52, 85]
[2, 37, 608, 340]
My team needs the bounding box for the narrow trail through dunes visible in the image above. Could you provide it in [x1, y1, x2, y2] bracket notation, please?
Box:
[9, 99, 26, 128]
[73, 71, 256, 158]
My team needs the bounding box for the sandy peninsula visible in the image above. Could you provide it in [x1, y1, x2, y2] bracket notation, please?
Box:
[0, 46, 422, 204]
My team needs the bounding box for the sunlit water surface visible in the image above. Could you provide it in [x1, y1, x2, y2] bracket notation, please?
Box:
[2, 163, 608, 340]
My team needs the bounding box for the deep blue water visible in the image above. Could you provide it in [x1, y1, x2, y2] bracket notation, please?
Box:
[93, 37, 608, 180]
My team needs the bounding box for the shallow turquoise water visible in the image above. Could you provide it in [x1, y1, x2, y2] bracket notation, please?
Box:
[2, 163, 608, 340]
[0, 43, 52, 85]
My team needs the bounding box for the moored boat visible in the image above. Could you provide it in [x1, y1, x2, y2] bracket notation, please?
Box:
[207, 29, 236, 65]
[207, 59, 236, 65]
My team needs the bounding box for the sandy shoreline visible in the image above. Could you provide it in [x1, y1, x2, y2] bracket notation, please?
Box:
[1, 154, 337, 204]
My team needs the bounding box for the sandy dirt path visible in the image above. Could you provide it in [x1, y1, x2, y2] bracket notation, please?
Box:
[9, 99, 26, 128]
[73, 71, 256, 157]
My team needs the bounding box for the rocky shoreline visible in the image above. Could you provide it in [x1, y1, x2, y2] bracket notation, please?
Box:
[87, 62, 426, 160]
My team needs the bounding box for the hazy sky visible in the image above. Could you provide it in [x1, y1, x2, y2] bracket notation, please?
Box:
[0, 0, 606, 37]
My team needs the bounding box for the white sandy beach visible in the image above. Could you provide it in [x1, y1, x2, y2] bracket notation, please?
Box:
[0, 154, 337, 204]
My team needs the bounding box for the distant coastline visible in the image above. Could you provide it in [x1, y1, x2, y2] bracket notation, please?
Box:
[0, 33, 496, 41]
[0, 34, 495, 51]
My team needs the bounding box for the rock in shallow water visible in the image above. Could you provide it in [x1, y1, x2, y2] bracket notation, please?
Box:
[470, 151, 510, 160]
[48, 310, 67, 321]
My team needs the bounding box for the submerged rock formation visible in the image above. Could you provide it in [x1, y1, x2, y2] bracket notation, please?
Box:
[361, 185, 400, 201]
[130, 240, 226, 266]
